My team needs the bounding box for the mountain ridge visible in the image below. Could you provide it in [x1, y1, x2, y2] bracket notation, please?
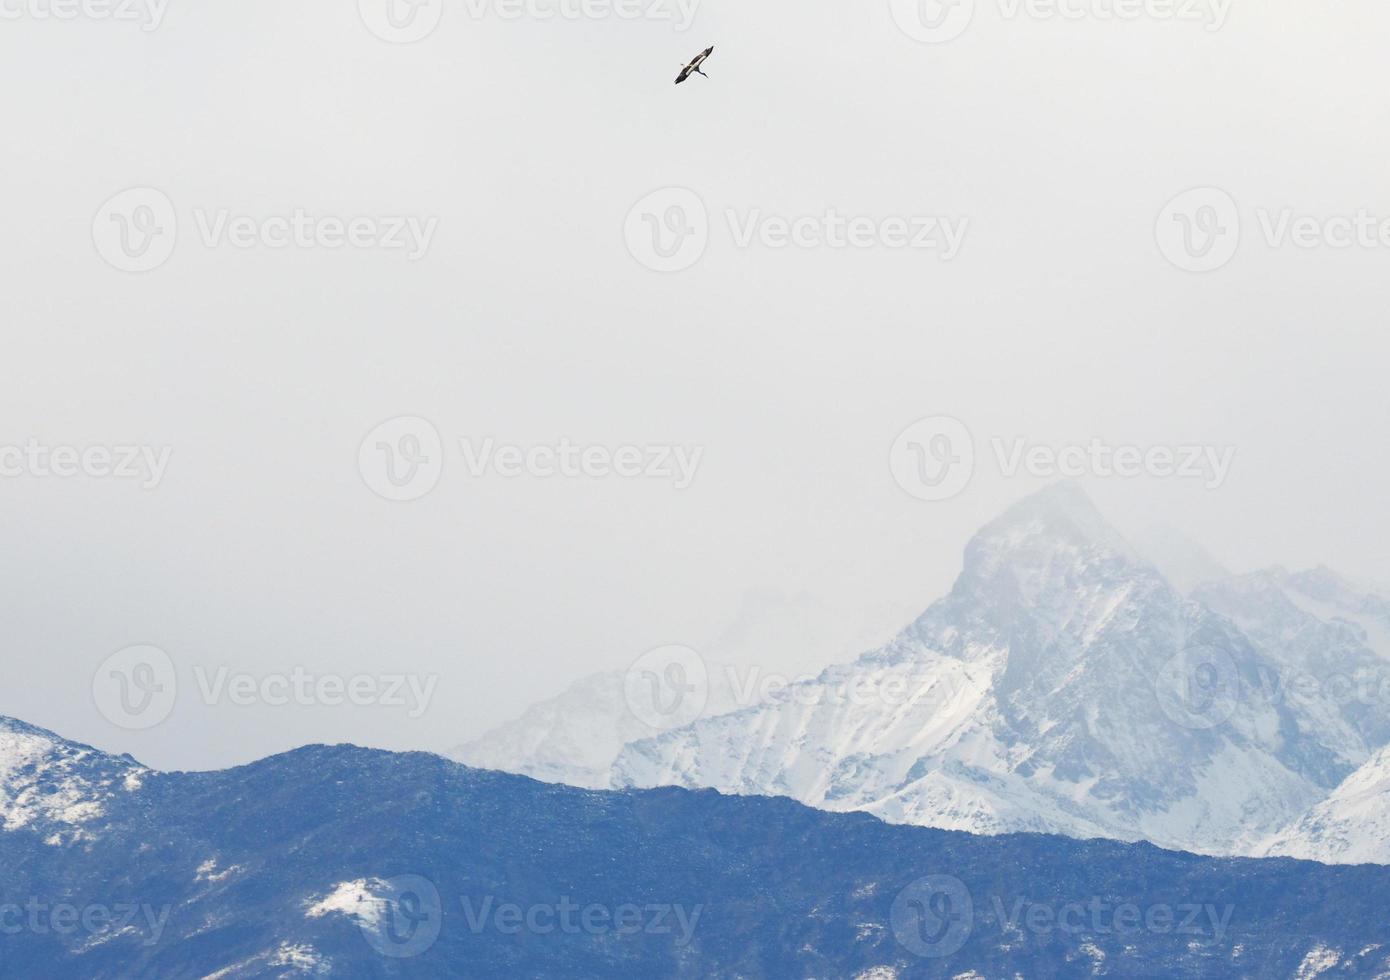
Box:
[4, 714, 1390, 977]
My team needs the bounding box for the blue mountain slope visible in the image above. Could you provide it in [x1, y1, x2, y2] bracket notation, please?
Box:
[2, 719, 1389, 978]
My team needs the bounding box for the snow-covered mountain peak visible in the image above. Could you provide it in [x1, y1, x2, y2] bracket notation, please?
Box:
[0, 717, 145, 842]
[612, 485, 1380, 855]
[448, 670, 643, 789]
[886, 483, 1167, 669]
[457, 485, 1390, 861]
[974, 480, 1122, 545]
[448, 663, 753, 788]
[951, 482, 1149, 610]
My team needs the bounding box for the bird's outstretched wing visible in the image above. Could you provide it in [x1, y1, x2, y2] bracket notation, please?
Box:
[675, 45, 714, 84]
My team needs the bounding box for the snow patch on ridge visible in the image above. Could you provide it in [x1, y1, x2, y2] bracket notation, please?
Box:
[306, 879, 388, 929]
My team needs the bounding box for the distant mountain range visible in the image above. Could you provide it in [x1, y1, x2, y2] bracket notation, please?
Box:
[457, 484, 1390, 863]
[451, 589, 911, 789]
[4, 715, 1390, 978]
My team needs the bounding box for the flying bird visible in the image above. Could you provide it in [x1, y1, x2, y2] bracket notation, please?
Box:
[675, 46, 714, 85]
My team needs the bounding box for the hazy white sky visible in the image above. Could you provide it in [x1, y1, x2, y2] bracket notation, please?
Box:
[1, 1, 1387, 770]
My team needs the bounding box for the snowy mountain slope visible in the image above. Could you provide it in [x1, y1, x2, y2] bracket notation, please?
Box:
[1261, 742, 1390, 865]
[1195, 568, 1390, 764]
[1283, 565, 1390, 660]
[6, 714, 1390, 978]
[1129, 522, 1232, 595]
[450, 590, 910, 788]
[614, 484, 1389, 856]
[447, 665, 747, 789]
[449, 669, 653, 789]
[0, 717, 144, 845]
